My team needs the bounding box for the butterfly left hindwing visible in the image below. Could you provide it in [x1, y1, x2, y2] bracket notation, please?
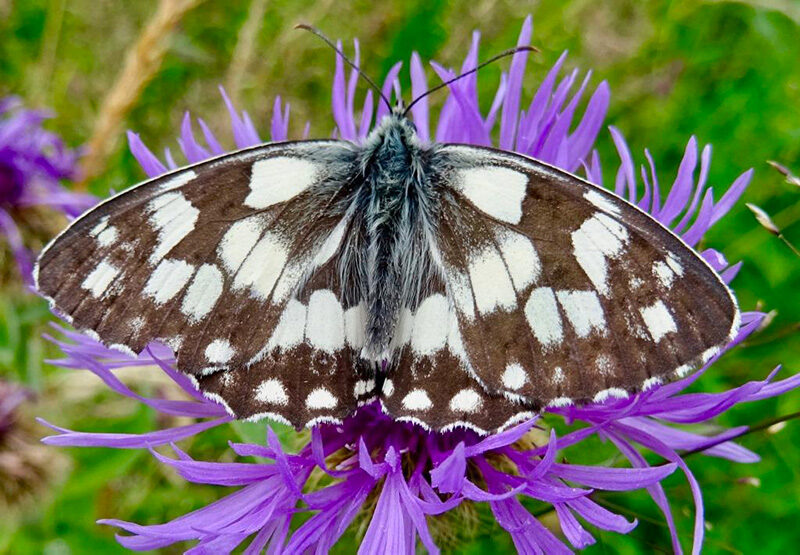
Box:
[197, 253, 376, 428]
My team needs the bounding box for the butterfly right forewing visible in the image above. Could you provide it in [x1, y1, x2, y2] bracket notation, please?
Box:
[432, 144, 738, 407]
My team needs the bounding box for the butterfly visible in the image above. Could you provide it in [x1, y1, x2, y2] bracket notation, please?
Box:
[34, 53, 738, 435]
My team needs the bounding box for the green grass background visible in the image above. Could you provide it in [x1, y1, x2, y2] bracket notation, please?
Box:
[1, 0, 799, 553]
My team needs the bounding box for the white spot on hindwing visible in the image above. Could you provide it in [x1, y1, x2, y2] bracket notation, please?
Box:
[456, 166, 528, 224]
[449, 389, 482, 413]
[502, 363, 526, 390]
[255, 379, 289, 405]
[305, 290, 345, 352]
[411, 294, 449, 355]
[344, 303, 367, 349]
[81, 260, 120, 297]
[402, 389, 432, 411]
[205, 339, 235, 364]
[143, 259, 194, 304]
[306, 387, 338, 409]
[265, 299, 307, 352]
[245, 157, 318, 209]
[447, 268, 476, 320]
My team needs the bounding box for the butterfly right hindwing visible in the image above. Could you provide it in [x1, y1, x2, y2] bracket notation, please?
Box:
[379, 274, 535, 433]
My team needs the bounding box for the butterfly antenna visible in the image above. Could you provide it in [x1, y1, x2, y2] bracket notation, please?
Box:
[296, 23, 393, 112]
[403, 45, 539, 117]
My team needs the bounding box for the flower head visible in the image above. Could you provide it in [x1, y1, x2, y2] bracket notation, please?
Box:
[0, 97, 94, 283]
[40, 16, 800, 554]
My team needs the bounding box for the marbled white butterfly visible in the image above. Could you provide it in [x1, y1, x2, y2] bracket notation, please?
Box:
[34, 41, 738, 435]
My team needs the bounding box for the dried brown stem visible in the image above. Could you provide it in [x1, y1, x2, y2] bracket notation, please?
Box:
[77, 0, 203, 188]
[225, 0, 270, 105]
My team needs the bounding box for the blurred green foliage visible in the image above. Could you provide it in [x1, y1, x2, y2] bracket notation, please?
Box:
[1, 0, 799, 553]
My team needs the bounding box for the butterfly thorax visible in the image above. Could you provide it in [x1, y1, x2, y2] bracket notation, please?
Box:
[355, 115, 439, 361]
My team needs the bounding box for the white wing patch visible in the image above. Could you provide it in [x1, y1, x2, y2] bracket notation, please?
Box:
[143, 259, 194, 304]
[410, 294, 449, 355]
[502, 363, 527, 390]
[181, 263, 224, 322]
[524, 287, 564, 347]
[205, 339, 235, 364]
[245, 157, 318, 209]
[265, 298, 307, 352]
[81, 260, 120, 298]
[146, 192, 199, 264]
[218, 216, 266, 274]
[306, 387, 338, 409]
[402, 389, 433, 411]
[344, 303, 367, 349]
[255, 379, 289, 406]
[556, 290, 607, 338]
[583, 189, 621, 215]
[571, 212, 630, 296]
[157, 169, 196, 192]
[496, 228, 541, 290]
[449, 388, 482, 413]
[640, 300, 678, 342]
[305, 289, 345, 352]
[232, 231, 288, 300]
[468, 245, 516, 315]
[456, 166, 528, 224]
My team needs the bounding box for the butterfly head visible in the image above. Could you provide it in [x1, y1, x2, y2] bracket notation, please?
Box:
[364, 108, 422, 158]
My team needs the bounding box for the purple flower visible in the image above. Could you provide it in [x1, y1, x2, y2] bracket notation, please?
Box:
[40, 16, 800, 554]
[0, 97, 95, 283]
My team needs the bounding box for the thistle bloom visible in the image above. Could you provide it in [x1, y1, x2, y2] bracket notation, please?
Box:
[39, 17, 800, 554]
[0, 97, 94, 283]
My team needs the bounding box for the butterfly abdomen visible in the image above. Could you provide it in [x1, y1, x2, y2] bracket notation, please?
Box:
[358, 116, 439, 360]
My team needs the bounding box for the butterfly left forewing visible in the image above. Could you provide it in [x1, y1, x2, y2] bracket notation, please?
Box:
[36, 140, 359, 375]
[431, 144, 738, 407]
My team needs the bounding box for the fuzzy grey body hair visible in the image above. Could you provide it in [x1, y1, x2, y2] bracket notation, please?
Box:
[323, 113, 443, 360]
